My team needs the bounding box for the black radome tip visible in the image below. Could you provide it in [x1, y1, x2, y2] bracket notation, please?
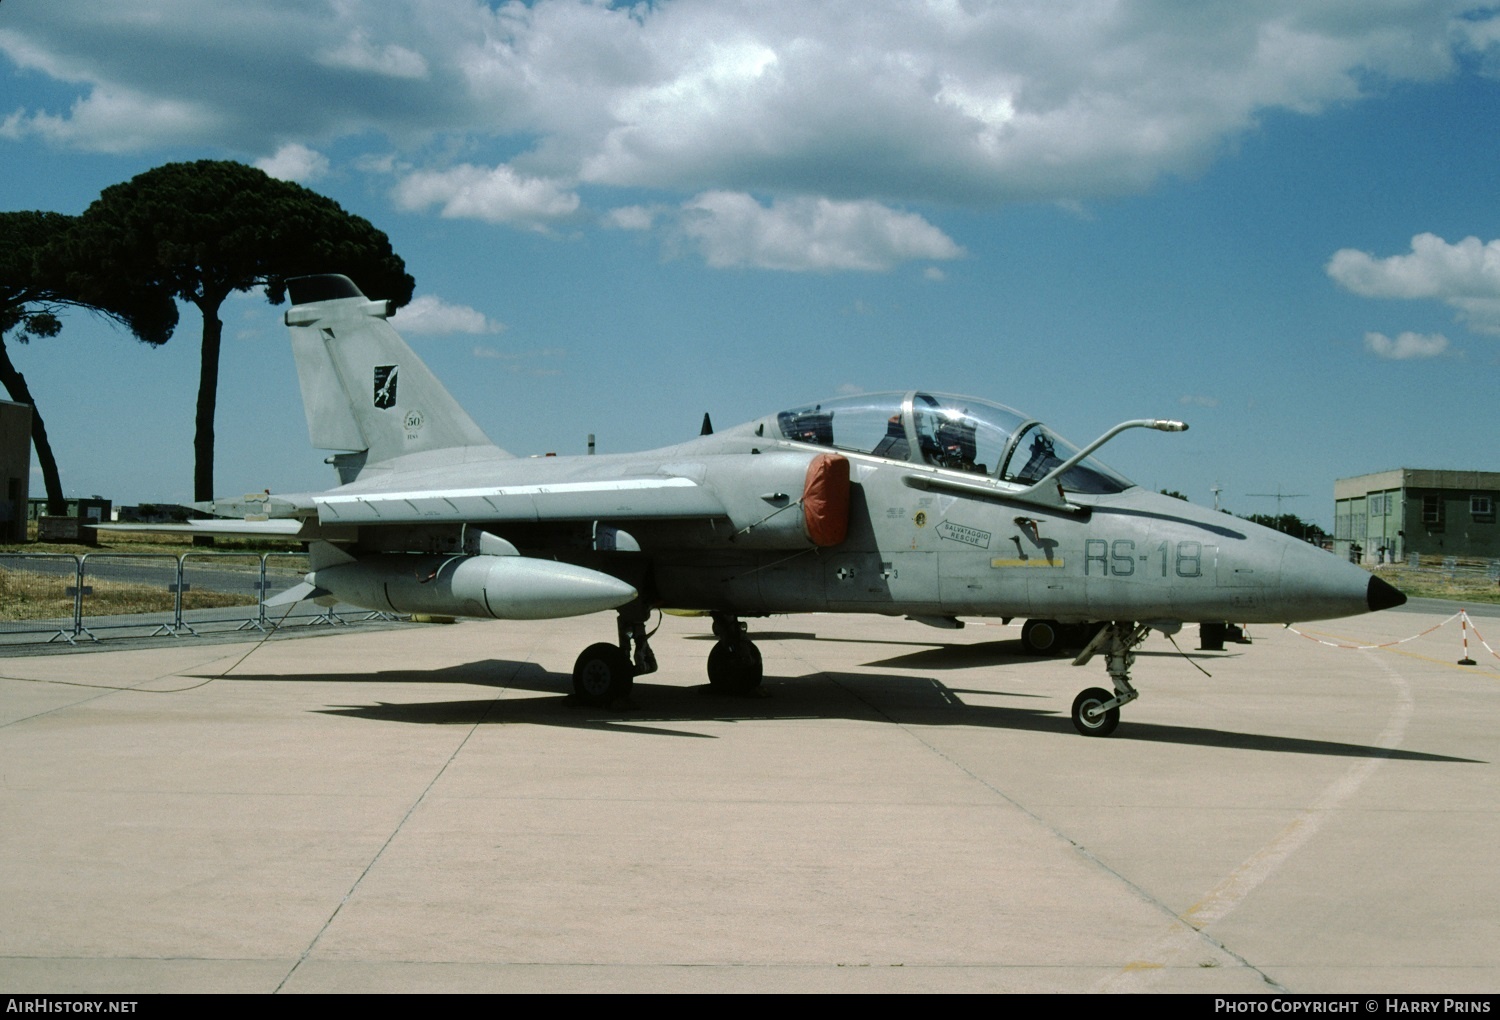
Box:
[1367, 575, 1407, 612]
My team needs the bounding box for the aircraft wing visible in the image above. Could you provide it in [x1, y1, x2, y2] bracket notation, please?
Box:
[98, 470, 730, 539]
[310, 474, 727, 526]
[92, 519, 322, 538]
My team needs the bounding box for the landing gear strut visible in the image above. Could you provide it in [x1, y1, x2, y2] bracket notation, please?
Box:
[706, 612, 762, 695]
[571, 601, 658, 706]
[1067, 621, 1150, 737]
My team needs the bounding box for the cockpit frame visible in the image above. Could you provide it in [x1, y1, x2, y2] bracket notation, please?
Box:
[772, 390, 1134, 496]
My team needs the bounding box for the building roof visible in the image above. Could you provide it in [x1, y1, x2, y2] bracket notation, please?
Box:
[1336, 468, 1500, 499]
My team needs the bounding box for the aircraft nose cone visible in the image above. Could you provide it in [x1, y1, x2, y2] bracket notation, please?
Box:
[1367, 574, 1407, 612]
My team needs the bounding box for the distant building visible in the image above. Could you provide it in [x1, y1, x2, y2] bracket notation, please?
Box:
[0, 401, 30, 543]
[114, 504, 193, 524]
[26, 497, 113, 523]
[1334, 469, 1500, 563]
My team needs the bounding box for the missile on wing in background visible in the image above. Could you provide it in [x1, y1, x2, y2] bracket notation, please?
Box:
[308, 552, 637, 620]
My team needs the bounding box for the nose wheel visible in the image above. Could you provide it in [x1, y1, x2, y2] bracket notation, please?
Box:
[1070, 687, 1120, 736]
[1068, 621, 1149, 736]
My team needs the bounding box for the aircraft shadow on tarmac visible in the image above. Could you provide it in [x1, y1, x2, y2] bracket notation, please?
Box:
[848, 638, 1241, 671]
[206, 648, 1480, 763]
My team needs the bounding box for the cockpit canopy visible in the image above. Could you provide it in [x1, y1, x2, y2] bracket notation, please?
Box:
[775, 391, 1133, 495]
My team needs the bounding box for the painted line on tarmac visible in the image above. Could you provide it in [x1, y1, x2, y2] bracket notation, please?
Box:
[1104, 648, 1413, 991]
[1182, 649, 1411, 929]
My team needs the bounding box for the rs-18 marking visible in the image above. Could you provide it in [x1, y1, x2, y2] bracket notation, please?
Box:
[1085, 539, 1202, 578]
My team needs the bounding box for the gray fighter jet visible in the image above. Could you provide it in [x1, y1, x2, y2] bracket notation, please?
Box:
[168, 275, 1407, 736]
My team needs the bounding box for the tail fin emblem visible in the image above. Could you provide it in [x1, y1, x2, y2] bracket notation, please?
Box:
[373, 365, 399, 409]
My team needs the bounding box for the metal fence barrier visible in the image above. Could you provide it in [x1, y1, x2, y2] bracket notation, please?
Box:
[77, 552, 183, 640]
[0, 552, 86, 643]
[0, 551, 404, 645]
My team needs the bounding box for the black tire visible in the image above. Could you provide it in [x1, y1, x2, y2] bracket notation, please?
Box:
[1020, 618, 1062, 656]
[707, 640, 763, 694]
[1071, 687, 1120, 737]
[573, 643, 633, 705]
[1199, 621, 1228, 651]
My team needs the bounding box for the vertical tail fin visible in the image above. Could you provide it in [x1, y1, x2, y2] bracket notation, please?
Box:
[284, 275, 507, 475]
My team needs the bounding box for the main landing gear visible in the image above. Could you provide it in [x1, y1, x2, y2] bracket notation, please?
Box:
[706, 612, 762, 695]
[1067, 621, 1151, 737]
[569, 606, 765, 705]
[571, 602, 658, 706]
[1021, 618, 1106, 656]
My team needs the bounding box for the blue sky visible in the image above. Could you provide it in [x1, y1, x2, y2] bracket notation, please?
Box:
[2, 1, 1498, 526]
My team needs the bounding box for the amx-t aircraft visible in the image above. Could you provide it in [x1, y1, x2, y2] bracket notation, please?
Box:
[136, 275, 1406, 736]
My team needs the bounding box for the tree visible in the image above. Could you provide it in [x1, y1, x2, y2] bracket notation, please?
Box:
[61, 161, 414, 507]
[1244, 512, 1326, 542]
[0, 211, 178, 515]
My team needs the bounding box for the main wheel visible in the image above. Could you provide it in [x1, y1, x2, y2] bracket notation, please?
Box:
[1020, 618, 1062, 656]
[1071, 687, 1120, 737]
[707, 640, 763, 695]
[573, 643, 634, 705]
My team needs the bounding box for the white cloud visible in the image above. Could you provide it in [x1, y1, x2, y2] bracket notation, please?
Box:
[0, 1, 1490, 207]
[254, 143, 330, 183]
[392, 163, 580, 228]
[674, 192, 962, 272]
[1328, 234, 1500, 300]
[1363, 331, 1449, 360]
[317, 28, 428, 79]
[390, 295, 504, 335]
[1328, 234, 1500, 334]
[603, 205, 656, 231]
[0, 84, 215, 152]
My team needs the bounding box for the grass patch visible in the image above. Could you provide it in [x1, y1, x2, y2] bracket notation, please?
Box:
[3, 528, 302, 557]
[0, 570, 257, 621]
[1373, 560, 1500, 604]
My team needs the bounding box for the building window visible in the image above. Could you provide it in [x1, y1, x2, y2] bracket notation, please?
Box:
[1423, 494, 1443, 526]
[1369, 493, 1385, 516]
[1474, 495, 1495, 521]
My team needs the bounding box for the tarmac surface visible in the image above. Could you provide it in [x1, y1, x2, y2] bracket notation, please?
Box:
[0, 602, 1496, 993]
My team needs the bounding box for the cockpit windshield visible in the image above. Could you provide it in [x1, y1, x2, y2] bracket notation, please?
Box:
[774, 391, 1132, 494]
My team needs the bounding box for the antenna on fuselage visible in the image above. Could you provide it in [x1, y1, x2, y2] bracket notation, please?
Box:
[700, 413, 714, 436]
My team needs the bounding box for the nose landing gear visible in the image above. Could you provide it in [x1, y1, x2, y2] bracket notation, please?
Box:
[1068, 621, 1150, 736]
